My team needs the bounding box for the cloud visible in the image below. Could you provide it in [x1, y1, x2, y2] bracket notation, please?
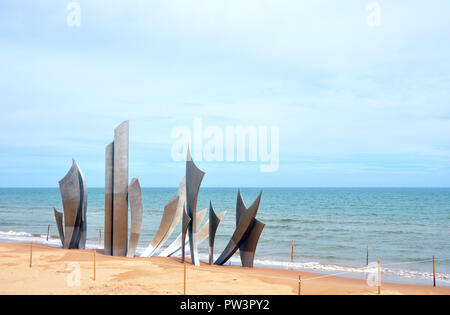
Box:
[0, 1, 450, 186]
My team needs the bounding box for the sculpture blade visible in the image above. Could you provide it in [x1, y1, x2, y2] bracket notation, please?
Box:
[159, 208, 207, 257]
[178, 220, 209, 257]
[239, 219, 265, 268]
[141, 195, 179, 257]
[58, 159, 82, 249]
[53, 208, 65, 247]
[214, 191, 262, 265]
[181, 205, 190, 263]
[153, 177, 186, 254]
[77, 164, 87, 249]
[180, 210, 226, 258]
[236, 189, 246, 226]
[141, 177, 186, 257]
[112, 120, 129, 256]
[127, 178, 143, 258]
[209, 201, 226, 264]
[186, 147, 205, 266]
[104, 141, 114, 255]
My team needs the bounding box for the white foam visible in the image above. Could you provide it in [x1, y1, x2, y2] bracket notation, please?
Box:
[0, 230, 32, 237]
[0, 229, 103, 249]
[252, 258, 450, 284]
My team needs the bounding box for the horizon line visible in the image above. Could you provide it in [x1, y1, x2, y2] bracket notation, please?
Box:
[1, 186, 449, 189]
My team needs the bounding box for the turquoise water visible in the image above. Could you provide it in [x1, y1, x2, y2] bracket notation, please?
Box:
[0, 187, 449, 286]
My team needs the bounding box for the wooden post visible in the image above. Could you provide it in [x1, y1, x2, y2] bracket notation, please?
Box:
[298, 275, 302, 295]
[98, 227, 102, 245]
[378, 259, 381, 295]
[366, 245, 369, 266]
[291, 240, 294, 263]
[29, 242, 32, 268]
[93, 250, 96, 281]
[184, 261, 187, 295]
[46, 224, 50, 242]
[433, 256, 436, 287]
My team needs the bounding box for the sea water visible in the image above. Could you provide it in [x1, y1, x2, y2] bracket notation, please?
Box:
[0, 187, 449, 287]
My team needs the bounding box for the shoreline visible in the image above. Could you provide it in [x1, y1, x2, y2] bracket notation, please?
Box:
[1, 229, 448, 288]
[0, 242, 449, 295]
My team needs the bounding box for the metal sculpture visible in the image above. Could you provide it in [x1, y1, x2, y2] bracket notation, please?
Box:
[235, 190, 265, 267]
[141, 196, 178, 256]
[141, 177, 186, 257]
[165, 209, 225, 257]
[239, 219, 265, 268]
[185, 147, 205, 266]
[214, 190, 263, 266]
[55, 159, 87, 249]
[181, 205, 190, 263]
[209, 201, 225, 265]
[79, 166, 87, 250]
[112, 120, 129, 257]
[127, 178, 143, 258]
[104, 121, 140, 257]
[53, 208, 64, 246]
[175, 210, 226, 258]
[159, 208, 207, 257]
[104, 142, 114, 255]
[152, 177, 186, 254]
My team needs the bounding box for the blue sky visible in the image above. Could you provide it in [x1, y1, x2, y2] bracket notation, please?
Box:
[1, 1, 450, 187]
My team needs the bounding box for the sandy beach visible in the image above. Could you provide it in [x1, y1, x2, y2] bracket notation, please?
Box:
[0, 242, 448, 295]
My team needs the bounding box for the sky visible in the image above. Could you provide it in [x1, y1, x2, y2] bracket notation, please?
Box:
[0, 0, 450, 187]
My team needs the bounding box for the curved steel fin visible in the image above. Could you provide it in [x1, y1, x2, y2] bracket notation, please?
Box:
[239, 219, 265, 268]
[127, 178, 143, 258]
[214, 191, 262, 265]
[181, 205, 190, 263]
[236, 189, 246, 225]
[58, 159, 83, 249]
[153, 177, 186, 254]
[209, 201, 225, 264]
[186, 147, 205, 266]
[142, 195, 179, 257]
[141, 177, 186, 257]
[53, 208, 65, 247]
[78, 163, 87, 249]
[180, 210, 226, 258]
[158, 208, 207, 257]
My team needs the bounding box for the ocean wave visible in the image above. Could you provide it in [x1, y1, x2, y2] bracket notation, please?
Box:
[0, 230, 33, 237]
[0, 230, 101, 249]
[251, 259, 450, 283]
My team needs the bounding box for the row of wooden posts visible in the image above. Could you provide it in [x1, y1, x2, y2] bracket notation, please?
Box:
[291, 241, 438, 294]
[35, 229, 439, 294]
